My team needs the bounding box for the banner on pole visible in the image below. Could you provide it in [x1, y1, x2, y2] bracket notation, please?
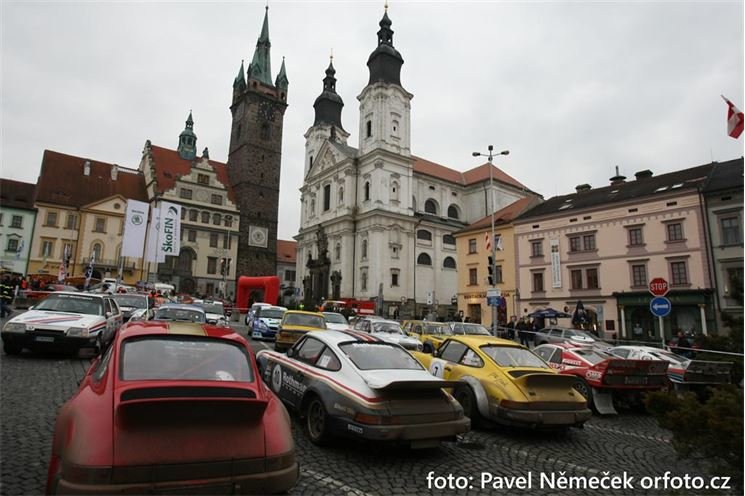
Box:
[122, 200, 150, 258]
[156, 202, 181, 261]
[144, 206, 161, 263]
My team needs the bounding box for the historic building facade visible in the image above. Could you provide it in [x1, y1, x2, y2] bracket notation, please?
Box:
[295, 8, 532, 318]
[0, 180, 37, 275]
[227, 7, 289, 282]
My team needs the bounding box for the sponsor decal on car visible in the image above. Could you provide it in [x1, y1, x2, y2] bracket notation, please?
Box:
[586, 370, 603, 380]
[281, 370, 307, 396]
[271, 364, 283, 393]
[347, 424, 364, 435]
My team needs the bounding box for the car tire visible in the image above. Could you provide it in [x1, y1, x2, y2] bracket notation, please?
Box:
[305, 396, 329, 445]
[454, 386, 482, 427]
[3, 341, 22, 355]
[573, 379, 594, 410]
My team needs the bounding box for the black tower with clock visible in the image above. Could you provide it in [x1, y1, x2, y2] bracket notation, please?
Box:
[227, 6, 289, 289]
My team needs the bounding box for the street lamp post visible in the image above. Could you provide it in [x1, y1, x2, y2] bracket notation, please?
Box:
[472, 145, 509, 335]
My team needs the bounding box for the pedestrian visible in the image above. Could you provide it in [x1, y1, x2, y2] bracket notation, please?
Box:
[506, 316, 517, 340]
[1, 274, 14, 319]
[517, 318, 530, 347]
[675, 330, 693, 358]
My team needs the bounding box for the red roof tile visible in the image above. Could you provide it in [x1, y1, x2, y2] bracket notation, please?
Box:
[412, 156, 527, 190]
[0, 179, 36, 210]
[277, 239, 297, 263]
[148, 145, 235, 203]
[462, 163, 528, 190]
[456, 196, 542, 234]
[35, 150, 147, 207]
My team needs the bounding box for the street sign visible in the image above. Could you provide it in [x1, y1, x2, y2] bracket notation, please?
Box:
[649, 296, 672, 317]
[649, 277, 669, 297]
[486, 288, 501, 298]
[487, 296, 499, 307]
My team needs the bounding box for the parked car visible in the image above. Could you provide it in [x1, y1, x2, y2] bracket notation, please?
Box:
[534, 343, 669, 414]
[112, 294, 151, 322]
[322, 312, 350, 331]
[256, 330, 469, 448]
[274, 311, 326, 353]
[413, 335, 591, 428]
[46, 318, 298, 494]
[198, 301, 229, 326]
[251, 306, 288, 340]
[533, 326, 612, 350]
[403, 320, 453, 353]
[246, 302, 273, 326]
[354, 318, 422, 351]
[1, 292, 123, 355]
[153, 303, 207, 323]
[14, 284, 80, 309]
[446, 322, 492, 337]
[609, 345, 733, 391]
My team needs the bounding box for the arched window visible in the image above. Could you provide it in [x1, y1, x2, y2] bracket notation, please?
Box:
[213, 213, 221, 225]
[201, 211, 210, 223]
[443, 234, 456, 245]
[364, 182, 371, 201]
[361, 239, 368, 259]
[224, 216, 233, 228]
[416, 229, 432, 241]
[424, 199, 438, 215]
[91, 242, 102, 261]
[417, 253, 432, 266]
[335, 242, 341, 261]
[443, 256, 457, 269]
[361, 269, 368, 291]
[391, 181, 399, 201]
[178, 248, 194, 273]
[447, 205, 460, 219]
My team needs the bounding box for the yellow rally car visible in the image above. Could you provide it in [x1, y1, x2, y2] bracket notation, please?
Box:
[402, 320, 453, 353]
[274, 310, 326, 353]
[412, 335, 591, 428]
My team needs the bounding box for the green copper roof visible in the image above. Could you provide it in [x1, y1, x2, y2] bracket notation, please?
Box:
[233, 59, 246, 90]
[249, 6, 273, 86]
[275, 56, 288, 90]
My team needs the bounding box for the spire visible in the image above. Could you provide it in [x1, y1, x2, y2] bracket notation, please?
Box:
[248, 6, 273, 86]
[313, 54, 345, 132]
[177, 110, 197, 161]
[233, 59, 246, 91]
[275, 56, 289, 90]
[366, 6, 404, 87]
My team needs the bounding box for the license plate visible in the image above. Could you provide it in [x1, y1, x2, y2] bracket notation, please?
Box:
[35, 336, 55, 343]
[624, 376, 648, 385]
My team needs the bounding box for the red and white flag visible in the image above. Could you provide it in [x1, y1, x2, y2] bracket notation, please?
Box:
[484, 231, 491, 252]
[722, 95, 744, 139]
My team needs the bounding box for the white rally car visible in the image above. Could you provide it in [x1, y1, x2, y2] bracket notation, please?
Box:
[256, 330, 470, 448]
[1, 292, 123, 355]
[354, 318, 423, 351]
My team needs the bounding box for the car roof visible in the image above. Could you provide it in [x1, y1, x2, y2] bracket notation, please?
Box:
[284, 310, 324, 317]
[264, 306, 287, 311]
[446, 335, 521, 347]
[370, 319, 401, 325]
[307, 329, 385, 347]
[120, 321, 245, 343]
[156, 303, 206, 312]
[47, 291, 105, 299]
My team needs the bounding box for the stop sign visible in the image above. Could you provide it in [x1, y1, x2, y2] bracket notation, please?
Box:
[649, 277, 669, 296]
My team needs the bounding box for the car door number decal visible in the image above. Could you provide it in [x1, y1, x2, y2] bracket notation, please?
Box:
[430, 358, 446, 378]
[271, 364, 283, 393]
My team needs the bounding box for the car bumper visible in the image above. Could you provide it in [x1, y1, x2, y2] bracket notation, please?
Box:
[329, 416, 470, 446]
[1, 332, 96, 351]
[488, 403, 591, 427]
[54, 462, 299, 495]
[252, 328, 278, 340]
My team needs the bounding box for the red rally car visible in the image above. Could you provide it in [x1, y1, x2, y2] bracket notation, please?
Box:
[46, 321, 299, 495]
[533, 343, 669, 415]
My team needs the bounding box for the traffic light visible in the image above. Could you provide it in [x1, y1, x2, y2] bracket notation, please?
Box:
[487, 256, 494, 285]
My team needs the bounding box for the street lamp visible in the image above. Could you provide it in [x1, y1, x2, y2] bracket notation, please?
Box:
[472, 145, 509, 334]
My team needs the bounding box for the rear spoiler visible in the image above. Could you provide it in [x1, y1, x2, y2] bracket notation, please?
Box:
[365, 379, 461, 391]
[513, 372, 579, 389]
[605, 359, 669, 375]
[684, 360, 733, 383]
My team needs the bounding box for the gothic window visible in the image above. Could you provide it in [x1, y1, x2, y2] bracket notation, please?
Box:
[424, 199, 438, 215]
[417, 253, 432, 266]
[416, 229, 432, 241]
[361, 239, 368, 260]
[447, 204, 460, 219]
[443, 257, 456, 269]
[366, 120, 372, 138]
[364, 182, 371, 201]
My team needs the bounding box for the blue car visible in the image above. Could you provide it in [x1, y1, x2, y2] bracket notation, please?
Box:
[250, 306, 287, 340]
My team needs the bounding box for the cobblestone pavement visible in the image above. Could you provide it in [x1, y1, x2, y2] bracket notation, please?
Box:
[0, 319, 735, 496]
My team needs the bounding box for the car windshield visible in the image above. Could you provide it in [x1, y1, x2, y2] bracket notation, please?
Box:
[154, 307, 206, 323]
[283, 313, 325, 328]
[451, 323, 491, 336]
[424, 324, 452, 335]
[572, 348, 615, 365]
[480, 345, 550, 368]
[113, 295, 147, 309]
[339, 342, 423, 371]
[323, 313, 348, 324]
[261, 309, 286, 319]
[372, 322, 403, 334]
[33, 294, 103, 315]
[199, 303, 224, 315]
[121, 337, 253, 382]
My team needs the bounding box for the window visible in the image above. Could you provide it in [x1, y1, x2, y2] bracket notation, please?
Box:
[583, 234, 596, 251]
[94, 217, 106, 233]
[11, 215, 22, 228]
[720, 216, 740, 245]
[297, 337, 326, 365]
[530, 240, 543, 257]
[586, 268, 598, 289]
[6, 238, 18, 252]
[285, 270, 296, 282]
[91, 243, 102, 261]
[468, 239, 477, 254]
[189, 209, 198, 221]
[335, 243, 341, 261]
[366, 120, 372, 138]
[207, 257, 218, 274]
[62, 242, 73, 261]
[188, 230, 197, 242]
[667, 222, 684, 242]
[361, 269, 368, 291]
[364, 182, 370, 201]
[180, 188, 193, 199]
[469, 268, 478, 286]
[443, 234, 455, 245]
[571, 269, 583, 289]
[65, 214, 77, 230]
[632, 264, 647, 287]
[391, 270, 399, 287]
[443, 257, 456, 269]
[494, 265, 503, 284]
[41, 240, 53, 257]
[361, 239, 368, 260]
[390, 182, 399, 201]
[213, 213, 221, 226]
[45, 211, 58, 227]
[670, 261, 688, 285]
[628, 227, 643, 246]
[447, 205, 459, 219]
[181, 208, 187, 220]
[417, 253, 432, 265]
[224, 216, 233, 228]
[323, 184, 331, 211]
[424, 199, 438, 215]
[416, 229, 432, 241]
[197, 174, 209, 185]
[532, 273, 544, 291]
[569, 236, 581, 252]
[440, 341, 468, 363]
[211, 194, 223, 206]
[209, 233, 218, 247]
[223, 233, 231, 249]
[201, 211, 210, 223]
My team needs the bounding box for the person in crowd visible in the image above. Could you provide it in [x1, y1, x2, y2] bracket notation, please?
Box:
[517, 318, 530, 347]
[1, 274, 14, 319]
[506, 316, 517, 340]
[675, 330, 693, 358]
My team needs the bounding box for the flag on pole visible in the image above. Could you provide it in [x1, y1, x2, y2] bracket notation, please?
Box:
[156, 202, 182, 262]
[484, 231, 492, 252]
[121, 199, 150, 258]
[57, 263, 66, 283]
[84, 253, 95, 289]
[495, 234, 504, 251]
[144, 206, 161, 263]
[722, 95, 744, 139]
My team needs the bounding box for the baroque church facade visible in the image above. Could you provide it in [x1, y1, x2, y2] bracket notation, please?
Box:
[295, 8, 533, 318]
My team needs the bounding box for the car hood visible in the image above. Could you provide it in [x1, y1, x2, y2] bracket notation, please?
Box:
[9, 310, 104, 329]
[325, 323, 349, 331]
[259, 318, 282, 326]
[371, 333, 418, 345]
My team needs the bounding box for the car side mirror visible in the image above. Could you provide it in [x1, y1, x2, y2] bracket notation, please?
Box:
[286, 348, 295, 358]
[105, 312, 112, 318]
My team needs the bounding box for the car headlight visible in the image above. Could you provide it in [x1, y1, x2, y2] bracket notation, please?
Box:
[67, 327, 89, 337]
[416, 342, 423, 352]
[3, 322, 26, 333]
[258, 320, 269, 330]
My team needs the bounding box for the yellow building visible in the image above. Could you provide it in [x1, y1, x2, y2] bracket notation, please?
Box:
[454, 197, 540, 328]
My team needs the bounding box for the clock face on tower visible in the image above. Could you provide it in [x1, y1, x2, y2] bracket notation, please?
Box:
[248, 225, 268, 248]
[258, 101, 275, 122]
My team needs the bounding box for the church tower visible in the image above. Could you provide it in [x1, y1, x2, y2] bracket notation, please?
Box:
[227, 6, 289, 281]
[177, 111, 197, 160]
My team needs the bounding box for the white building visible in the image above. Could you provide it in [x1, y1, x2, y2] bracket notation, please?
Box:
[295, 9, 532, 318]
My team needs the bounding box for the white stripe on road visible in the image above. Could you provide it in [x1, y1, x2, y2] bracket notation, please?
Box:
[302, 468, 376, 496]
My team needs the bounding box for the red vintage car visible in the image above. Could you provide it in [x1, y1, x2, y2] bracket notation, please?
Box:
[534, 343, 669, 415]
[46, 321, 299, 495]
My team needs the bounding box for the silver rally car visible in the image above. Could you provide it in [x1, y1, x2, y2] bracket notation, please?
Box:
[256, 330, 470, 448]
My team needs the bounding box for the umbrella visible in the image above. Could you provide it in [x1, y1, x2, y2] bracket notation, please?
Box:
[527, 308, 572, 319]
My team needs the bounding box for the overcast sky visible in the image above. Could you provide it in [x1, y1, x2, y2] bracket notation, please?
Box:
[2, 1, 743, 240]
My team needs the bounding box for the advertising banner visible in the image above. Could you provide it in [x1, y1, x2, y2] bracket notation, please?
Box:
[121, 199, 150, 258]
[550, 238, 561, 288]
